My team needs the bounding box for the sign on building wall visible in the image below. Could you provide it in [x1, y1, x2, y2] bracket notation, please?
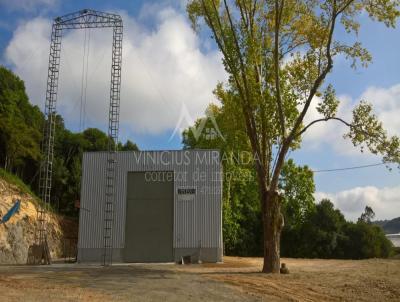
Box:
[177, 187, 196, 201]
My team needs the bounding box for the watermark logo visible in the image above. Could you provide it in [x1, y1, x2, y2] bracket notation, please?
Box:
[169, 103, 225, 142]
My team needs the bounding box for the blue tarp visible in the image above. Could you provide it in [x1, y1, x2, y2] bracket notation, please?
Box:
[1, 199, 20, 224]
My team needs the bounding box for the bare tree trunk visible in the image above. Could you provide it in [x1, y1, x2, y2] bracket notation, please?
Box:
[262, 189, 283, 273]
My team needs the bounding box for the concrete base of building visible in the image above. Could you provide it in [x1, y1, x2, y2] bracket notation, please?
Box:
[174, 248, 223, 263]
[77, 248, 123, 263]
[77, 247, 223, 263]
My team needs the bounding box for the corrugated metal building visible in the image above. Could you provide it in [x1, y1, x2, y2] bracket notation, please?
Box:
[77, 150, 223, 263]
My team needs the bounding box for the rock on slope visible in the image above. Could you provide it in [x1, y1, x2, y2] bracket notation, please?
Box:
[0, 178, 69, 264]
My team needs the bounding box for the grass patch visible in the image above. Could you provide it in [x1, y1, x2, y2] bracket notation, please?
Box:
[0, 168, 38, 198]
[0, 168, 54, 212]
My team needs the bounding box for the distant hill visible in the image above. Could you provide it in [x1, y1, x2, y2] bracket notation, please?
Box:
[374, 217, 400, 234]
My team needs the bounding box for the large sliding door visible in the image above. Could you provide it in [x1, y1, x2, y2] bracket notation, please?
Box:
[124, 172, 174, 262]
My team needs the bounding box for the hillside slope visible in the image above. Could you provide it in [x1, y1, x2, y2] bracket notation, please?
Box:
[0, 176, 76, 264]
[375, 217, 400, 234]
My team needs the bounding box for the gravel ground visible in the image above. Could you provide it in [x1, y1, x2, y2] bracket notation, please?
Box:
[0, 257, 399, 301]
[0, 262, 257, 302]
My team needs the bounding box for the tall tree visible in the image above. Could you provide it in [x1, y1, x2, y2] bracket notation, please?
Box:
[187, 0, 400, 272]
[279, 159, 315, 229]
[183, 105, 316, 256]
[358, 206, 375, 224]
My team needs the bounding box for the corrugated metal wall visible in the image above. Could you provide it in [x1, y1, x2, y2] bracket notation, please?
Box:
[78, 150, 223, 250]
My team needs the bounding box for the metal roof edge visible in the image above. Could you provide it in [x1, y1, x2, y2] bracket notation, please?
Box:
[83, 149, 221, 155]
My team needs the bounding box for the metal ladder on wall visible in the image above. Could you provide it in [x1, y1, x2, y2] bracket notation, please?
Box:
[102, 23, 123, 266]
[34, 24, 62, 265]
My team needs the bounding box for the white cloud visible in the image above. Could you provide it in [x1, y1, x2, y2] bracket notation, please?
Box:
[5, 17, 50, 102]
[360, 85, 400, 137]
[301, 84, 400, 157]
[4, 7, 227, 135]
[0, 0, 57, 12]
[315, 185, 400, 221]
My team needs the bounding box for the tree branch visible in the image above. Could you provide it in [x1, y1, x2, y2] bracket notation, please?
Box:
[274, 0, 285, 137]
[289, 0, 356, 142]
[295, 116, 352, 138]
[289, 2, 337, 140]
[222, 0, 265, 174]
[270, 0, 340, 192]
[296, 116, 388, 147]
[201, 0, 265, 180]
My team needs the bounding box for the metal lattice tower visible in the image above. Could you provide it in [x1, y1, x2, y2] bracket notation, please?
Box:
[35, 9, 123, 266]
[104, 19, 123, 266]
[35, 23, 62, 265]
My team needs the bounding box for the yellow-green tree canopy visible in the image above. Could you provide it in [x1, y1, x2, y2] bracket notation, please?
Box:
[187, 0, 400, 189]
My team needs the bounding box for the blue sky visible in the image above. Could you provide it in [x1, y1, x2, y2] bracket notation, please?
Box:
[0, 0, 399, 220]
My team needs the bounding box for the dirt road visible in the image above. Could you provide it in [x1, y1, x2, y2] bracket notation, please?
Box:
[0, 262, 256, 302]
[0, 257, 399, 301]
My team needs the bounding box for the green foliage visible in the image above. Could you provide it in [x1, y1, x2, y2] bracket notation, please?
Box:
[282, 199, 346, 258]
[317, 85, 340, 118]
[345, 101, 400, 166]
[0, 168, 58, 213]
[282, 199, 393, 259]
[279, 159, 317, 256]
[223, 168, 262, 256]
[82, 128, 109, 151]
[302, 199, 347, 258]
[0, 66, 43, 176]
[0, 168, 39, 201]
[118, 140, 139, 151]
[279, 159, 315, 228]
[338, 221, 393, 259]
